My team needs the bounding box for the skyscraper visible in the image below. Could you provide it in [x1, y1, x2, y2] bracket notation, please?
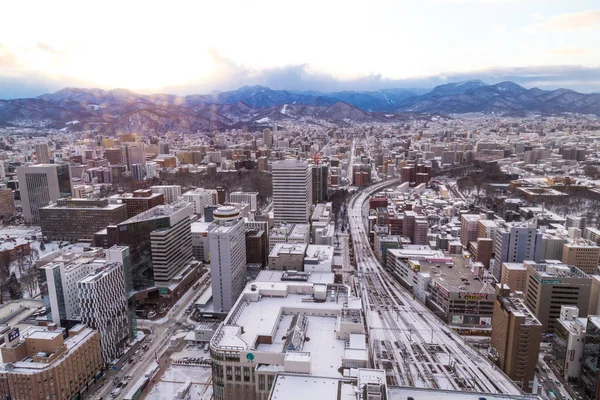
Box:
[34, 142, 50, 164]
[78, 262, 130, 362]
[131, 163, 144, 181]
[263, 128, 272, 150]
[208, 206, 247, 312]
[311, 163, 328, 204]
[272, 160, 312, 224]
[17, 164, 72, 223]
[493, 223, 543, 280]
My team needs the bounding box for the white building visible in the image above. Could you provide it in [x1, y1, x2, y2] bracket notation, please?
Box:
[208, 206, 247, 312]
[17, 164, 72, 222]
[45, 259, 96, 326]
[149, 202, 194, 282]
[151, 185, 182, 204]
[145, 161, 161, 179]
[78, 262, 130, 362]
[230, 191, 259, 213]
[191, 221, 211, 262]
[272, 160, 312, 224]
[268, 243, 307, 271]
[209, 279, 366, 400]
[303, 245, 334, 272]
[183, 188, 216, 214]
[554, 305, 587, 380]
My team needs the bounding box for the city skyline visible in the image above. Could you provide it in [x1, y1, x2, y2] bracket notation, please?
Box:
[1, 0, 599, 98]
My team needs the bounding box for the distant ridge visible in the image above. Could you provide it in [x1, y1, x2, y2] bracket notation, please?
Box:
[0, 81, 598, 132]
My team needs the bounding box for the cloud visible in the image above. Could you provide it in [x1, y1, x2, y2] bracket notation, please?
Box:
[35, 42, 68, 59]
[0, 44, 19, 69]
[529, 10, 600, 32]
[2, 49, 600, 98]
[548, 47, 591, 56]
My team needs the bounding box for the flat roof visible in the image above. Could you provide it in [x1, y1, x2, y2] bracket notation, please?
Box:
[269, 375, 340, 400]
[388, 387, 539, 400]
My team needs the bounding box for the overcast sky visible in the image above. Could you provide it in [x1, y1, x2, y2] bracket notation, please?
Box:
[1, 0, 599, 98]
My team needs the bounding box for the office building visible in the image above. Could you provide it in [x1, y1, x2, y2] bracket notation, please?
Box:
[229, 191, 259, 213]
[491, 285, 542, 392]
[268, 243, 307, 271]
[39, 198, 127, 241]
[246, 227, 266, 266]
[17, 164, 72, 223]
[524, 261, 591, 333]
[272, 160, 312, 224]
[500, 262, 528, 293]
[97, 201, 193, 288]
[209, 277, 365, 400]
[151, 185, 182, 204]
[553, 306, 587, 380]
[460, 214, 481, 246]
[78, 262, 130, 361]
[121, 142, 145, 170]
[493, 223, 543, 280]
[0, 324, 103, 400]
[109, 189, 165, 219]
[303, 245, 334, 272]
[311, 163, 328, 204]
[104, 147, 123, 165]
[0, 188, 15, 218]
[184, 188, 216, 214]
[263, 128, 272, 150]
[72, 184, 94, 198]
[208, 206, 247, 312]
[562, 243, 600, 275]
[131, 163, 144, 180]
[581, 316, 600, 399]
[150, 202, 194, 282]
[33, 141, 50, 164]
[191, 221, 211, 262]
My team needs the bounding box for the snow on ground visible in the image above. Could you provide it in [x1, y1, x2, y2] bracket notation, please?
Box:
[281, 104, 289, 115]
[171, 345, 210, 360]
[146, 382, 212, 400]
[256, 117, 270, 123]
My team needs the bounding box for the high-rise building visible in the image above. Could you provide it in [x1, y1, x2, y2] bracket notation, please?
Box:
[151, 185, 182, 204]
[78, 262, 130, 362]
[263, 128, 272, 150]
[158, 142, 170, 155]
[150, 203, 194, 282]
[229, 191, 258, 213]
[121, 142, 145, 170]
[104, 148, 123, 165]
[131, 163, 144, 181]
[562, 243, 600, 275]
[208, 206, 247, 312]
[39, 198, 128, 241]
[17, 164, 72, 223]
[183, 188, 216, 214]
[272, 160, 312, 224]
[109, 189, 165, 219]
[97, 201, 193, 288]
[33, 142, 50, 164]
[553, 306, 586, 381]
[524, 261, 591, 333]
[460, 214, 481, 247]
[491, 285, 542, 392]
[493, 223, 543, 280]
[0, 324, 103, 400]
[0, 188, 15, 218]
[311, 163, 328, 204]
[581, 316, 600, 399]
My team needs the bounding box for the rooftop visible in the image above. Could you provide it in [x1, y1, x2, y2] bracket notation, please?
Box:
[498, 294, 542, 326]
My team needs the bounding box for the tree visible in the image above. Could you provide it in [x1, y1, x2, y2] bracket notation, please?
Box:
[8, 273, 22, 300]
[22, 269, 38, 298]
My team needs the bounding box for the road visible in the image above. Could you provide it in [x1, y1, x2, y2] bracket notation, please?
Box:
[349, 179, 523, 395]
[91, 272, 211, 400]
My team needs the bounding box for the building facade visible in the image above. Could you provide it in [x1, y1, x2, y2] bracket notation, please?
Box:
[272, 160, 312, 224]
[208, 206, 247, 312]
[17, 164, 72, 223]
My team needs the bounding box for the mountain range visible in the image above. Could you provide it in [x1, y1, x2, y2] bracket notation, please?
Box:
[1, 80, 599, 133]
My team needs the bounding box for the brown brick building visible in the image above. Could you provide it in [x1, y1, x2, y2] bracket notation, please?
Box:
[0, 324, 103, 400]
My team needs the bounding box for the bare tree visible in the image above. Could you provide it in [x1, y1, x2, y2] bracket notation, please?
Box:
[21, 269, 38, 298]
